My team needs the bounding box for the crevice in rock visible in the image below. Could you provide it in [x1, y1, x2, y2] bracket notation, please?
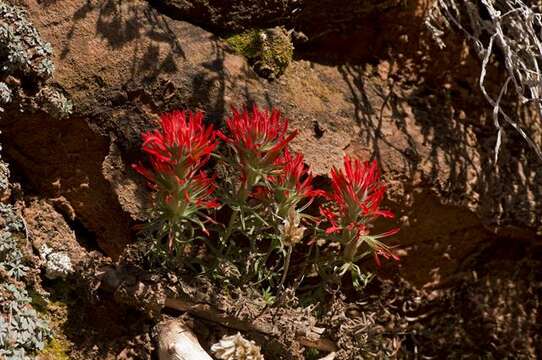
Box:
[145, 0, 417, 66]
[0, 111, 134, 259]
[68, 217, 102, 254]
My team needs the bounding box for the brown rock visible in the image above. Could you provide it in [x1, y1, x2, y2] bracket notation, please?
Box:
[2, 0, 540, 286]
[23, 199, 86, 270]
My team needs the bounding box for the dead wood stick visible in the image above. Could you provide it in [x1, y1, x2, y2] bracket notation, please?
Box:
[156, 318, 213, 360]
[99, 265, 337, 353]
[164, 297, 338, 353]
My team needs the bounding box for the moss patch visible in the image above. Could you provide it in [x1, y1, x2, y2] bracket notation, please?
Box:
[36, 280, 76, 359]
[225, 27, 293, 79]
[226, 30, 262, 59]
[38, 338, 71, 360]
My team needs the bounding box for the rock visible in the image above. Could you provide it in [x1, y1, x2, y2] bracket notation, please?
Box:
[152, 0, 403, 39]
[23, 199, 85, 275]
[1, 0, 540, 287]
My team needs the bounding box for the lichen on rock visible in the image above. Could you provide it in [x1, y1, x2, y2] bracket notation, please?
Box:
[0, 2, 71, 117]
[38, 244, 74, 280]
[226, 27, 293, 79]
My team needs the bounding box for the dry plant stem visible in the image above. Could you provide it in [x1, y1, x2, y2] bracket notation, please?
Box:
[432, 0, 542, 162]
[278, 245, 292, 290]
[164, 298, 338, 353]
[156, 318, 212, 360]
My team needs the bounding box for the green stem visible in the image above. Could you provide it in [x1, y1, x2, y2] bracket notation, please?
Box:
[342, 230, 359, 262]
[247, 240, 275, 285]
[222, 211, 239, 245]
[222, 181, 250, 248]
[279, 246, 293, 290]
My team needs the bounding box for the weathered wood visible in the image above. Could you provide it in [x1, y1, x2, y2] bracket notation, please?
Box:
[156, 318, 213, 360]
[100, 266, 337, 353]
[165, 298, 337, 353]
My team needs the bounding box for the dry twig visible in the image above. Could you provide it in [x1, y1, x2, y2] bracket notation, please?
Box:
[428, 0, 542, 162]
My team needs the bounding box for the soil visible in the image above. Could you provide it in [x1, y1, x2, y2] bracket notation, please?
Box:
[1, 0, 541, 358]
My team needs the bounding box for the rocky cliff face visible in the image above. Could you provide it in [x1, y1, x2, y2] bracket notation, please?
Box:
[1, 0, 540, 287]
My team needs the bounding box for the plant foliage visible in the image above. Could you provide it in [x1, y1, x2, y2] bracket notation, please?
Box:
[134, 106, 400, 293]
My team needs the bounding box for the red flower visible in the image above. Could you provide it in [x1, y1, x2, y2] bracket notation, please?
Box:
[135, 111, 217, 180]
[271, 151, 326, 212]
[132, 110, 220, 249]
[320, 156, 399, 264]
[326, 156, 395, 225]
[217, 106, 298, 185]
[372, 229, 401, 267]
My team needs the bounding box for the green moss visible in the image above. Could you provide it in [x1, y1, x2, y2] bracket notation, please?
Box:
[39, 338, 71, 360]
[225, 30, 261, 59]
[29, 289, 49, 313]
[225, 27, 293, 79]
[36, 280, 78, 359]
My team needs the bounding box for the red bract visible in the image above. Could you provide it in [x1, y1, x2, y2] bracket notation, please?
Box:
[136, 111, 217, 180]
[132, 110, 219, 251]
[326, 157, 395, 225]
[160, 172, 219, 217]
[271, 151, 325, 214]
[186, 173, 220, 210]
[217, 106, 298, 185]
[320, 156, 399, 264]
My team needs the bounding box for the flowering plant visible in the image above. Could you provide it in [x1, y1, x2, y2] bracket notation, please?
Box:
[132, 111, 219, 253]
[318, 157, 399, 287]
[134, 106, 399, 292]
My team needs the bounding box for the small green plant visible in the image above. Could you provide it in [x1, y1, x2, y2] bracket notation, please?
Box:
[134, 106, 400, 293]
[261, 287, 276, 305]
[0, 204, 51, 359]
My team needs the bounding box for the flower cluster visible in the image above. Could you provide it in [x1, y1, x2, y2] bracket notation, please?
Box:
[320, 157, 399, 266]
[134, 105, 399, 289]
[217, 106, 297, 199]
[133, 111, 219, 251]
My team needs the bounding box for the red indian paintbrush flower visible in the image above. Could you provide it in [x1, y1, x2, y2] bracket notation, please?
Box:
[134, 111, 218, 182]
[320, 156, 399, 265]
[271, 150, 326, 216]
[132, 110, 219, 251]
[217, 106, 298, 189]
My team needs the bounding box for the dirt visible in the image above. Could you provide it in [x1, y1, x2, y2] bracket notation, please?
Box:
[37, 279, 154, 360]
[1, 0, 541, 358]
